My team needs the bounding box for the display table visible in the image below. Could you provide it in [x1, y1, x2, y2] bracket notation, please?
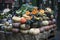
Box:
[0, 30, 56, 40]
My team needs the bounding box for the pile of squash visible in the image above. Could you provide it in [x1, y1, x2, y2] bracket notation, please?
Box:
[0, 4, 56, 35]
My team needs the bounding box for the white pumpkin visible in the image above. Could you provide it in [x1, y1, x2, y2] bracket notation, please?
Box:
[20, 24, 30, 29]
[42, 20, 49, 26]
[20, 30, 29, 34]
[29, 28, 40, 35]
[4, 22, 10, 26]
[45, 7, 52, 12]
[20, 24, 26, 29]
[12, 16, 21, 22]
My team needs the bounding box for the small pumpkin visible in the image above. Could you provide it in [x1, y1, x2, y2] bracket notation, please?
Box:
[45, 7, 52, 13]
[12, 23, 20, 28]
[12, 16, 21, 22]
[12, 28, 19, 33]
[29, 28, 40, 35]
[20, 17, 27, 24]
[48, 20, 52, 25]
[40, 27, 45, 32]
[32, 9, 38, 15]
[20, 30, 29, 34]
[39, 9, 45, 15]
[20, 24, 30, 30]
[52, 19, 56, 23]
[23, 14, 32, 20]
[44, 26, 50, 31]
[4, 22, 10, 26]
[42, 20, 49, 26]
[25, 11, 30, 15]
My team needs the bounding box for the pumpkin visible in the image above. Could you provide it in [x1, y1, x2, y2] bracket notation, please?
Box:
[40, 27, 45, 32]
[51, 15, 54, 19]
[48, 20, 52, 25]
[32, 8, 38, 15]
[52, 19, 56, 23]
[23, 14, 32, 20]
[33, 7, 38, 10]
[34, 16, 40, 20]
[45, 7, 52, 12]
[42, 20, 49, 26]
[12, 23, 20, 28]
[12, 28, 19, 33]
[20, 17, 27, 24]
[20, 30, 29, 34]
[39, 9, 45, 15]
[20, 24, 30, 30]
[4, 22, 10, 26]
[26, 11, 30, 15]
[12, 16, 21, 22]
[44, 26, 50, 31]
[29, 28, 40, 35]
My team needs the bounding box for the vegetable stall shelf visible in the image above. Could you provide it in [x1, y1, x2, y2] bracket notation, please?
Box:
[0, 4, 57, 40]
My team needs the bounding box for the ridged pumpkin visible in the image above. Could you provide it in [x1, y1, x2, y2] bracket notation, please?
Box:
[20, 17, 27, 24]
[39, 9, 45, 15]
[32, 8, 38, 15]
[23, 14, 32, 20]
[26, 11, 30, 15]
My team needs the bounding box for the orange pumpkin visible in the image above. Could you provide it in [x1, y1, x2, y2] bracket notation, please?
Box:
[33, 7, 38, 10]
[20, 17, 27, 24]
[26, 11, 30, 15]
[32, 10, 38, 15]
[39, 9, 45, 14]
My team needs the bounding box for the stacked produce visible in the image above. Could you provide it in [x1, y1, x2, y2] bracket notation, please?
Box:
[0, 4, 56, 35]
